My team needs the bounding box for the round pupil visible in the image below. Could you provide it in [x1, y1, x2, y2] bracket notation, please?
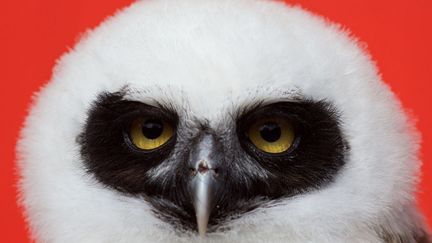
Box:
[259, 122, 281, 142]
[142, 119, 164, 139]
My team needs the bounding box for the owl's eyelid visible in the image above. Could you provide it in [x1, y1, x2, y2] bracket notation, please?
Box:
[111, 103, 178, 129]
[237, 102, 302, 124]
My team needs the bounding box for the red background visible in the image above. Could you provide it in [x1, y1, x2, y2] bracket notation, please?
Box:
[1, 0, 431, 242]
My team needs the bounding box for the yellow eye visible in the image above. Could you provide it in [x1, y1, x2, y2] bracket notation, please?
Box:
[129, 118, 174, 150]
[248, 118, 295, 154]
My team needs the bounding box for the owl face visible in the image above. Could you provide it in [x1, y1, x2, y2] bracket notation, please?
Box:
[79, 90, 346, 234]
[18, 0, 422, 242]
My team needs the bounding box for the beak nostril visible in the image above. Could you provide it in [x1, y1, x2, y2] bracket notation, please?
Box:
[189, 168, 197, 176]
[213, 168, 220, 177]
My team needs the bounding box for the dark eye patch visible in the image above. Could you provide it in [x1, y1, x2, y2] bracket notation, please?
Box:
[235, 100, 348, 196]
[78, 92, 178, 194]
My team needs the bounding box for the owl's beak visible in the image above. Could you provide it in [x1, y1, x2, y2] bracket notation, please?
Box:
[188, 135, 222, 237]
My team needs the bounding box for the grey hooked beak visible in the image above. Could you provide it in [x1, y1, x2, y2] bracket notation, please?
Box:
[190, 161, 219, 237]
[188, 135, 221, 237]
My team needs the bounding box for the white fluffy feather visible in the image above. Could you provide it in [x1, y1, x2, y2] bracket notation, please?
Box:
[18, 0, 425, 242]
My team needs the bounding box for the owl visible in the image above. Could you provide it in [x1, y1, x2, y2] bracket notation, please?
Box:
[17, 0, 430, 242]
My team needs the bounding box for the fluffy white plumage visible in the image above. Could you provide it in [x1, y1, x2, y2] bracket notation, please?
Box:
[18, 0, 428, 242]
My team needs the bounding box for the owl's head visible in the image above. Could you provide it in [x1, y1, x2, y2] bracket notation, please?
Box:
[18, 0, 425, 242]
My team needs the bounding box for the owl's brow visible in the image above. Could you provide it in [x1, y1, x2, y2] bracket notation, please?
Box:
[119, 86, 182, 113]
[230, 87, 304, 120]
